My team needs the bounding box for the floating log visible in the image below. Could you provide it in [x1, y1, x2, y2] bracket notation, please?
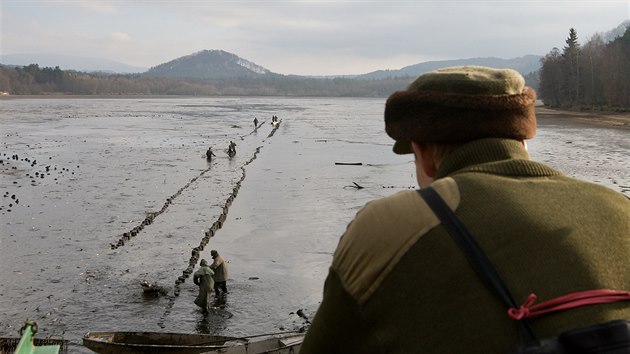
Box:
[352, 182, 364, 189]
[335, 162, 363, 166]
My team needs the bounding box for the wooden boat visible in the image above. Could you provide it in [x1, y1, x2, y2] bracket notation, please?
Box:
[82, 331, 304, 354]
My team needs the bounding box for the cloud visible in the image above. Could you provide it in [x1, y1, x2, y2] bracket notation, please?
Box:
[2, 0, 628, 75]
[49, 0, 119, 14]
[109, 32, 132, 43]
[75, 0, 118, 14]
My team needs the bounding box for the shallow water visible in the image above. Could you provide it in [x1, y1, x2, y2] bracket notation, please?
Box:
[1, 97, 628, 352]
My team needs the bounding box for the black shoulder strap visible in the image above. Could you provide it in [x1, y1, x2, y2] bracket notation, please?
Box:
[417, 187, 540, 347]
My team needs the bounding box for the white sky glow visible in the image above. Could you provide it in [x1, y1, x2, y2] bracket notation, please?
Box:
[1, 0, 628, 75]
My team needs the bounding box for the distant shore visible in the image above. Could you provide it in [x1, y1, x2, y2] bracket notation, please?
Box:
[536, 106, 630, 130]
[0, 94, 197, 100]
[2, 94, 629, 130]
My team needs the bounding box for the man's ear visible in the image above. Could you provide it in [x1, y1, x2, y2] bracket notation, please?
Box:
[411, 142, 438, 178]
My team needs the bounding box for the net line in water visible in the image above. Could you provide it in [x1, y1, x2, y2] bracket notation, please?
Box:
[157, 120, 282, 328]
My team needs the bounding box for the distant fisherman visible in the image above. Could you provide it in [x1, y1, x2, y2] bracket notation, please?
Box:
[254, 117, 259, 127]
[228, 141, 236, 156]
[206, 147, 215, 161]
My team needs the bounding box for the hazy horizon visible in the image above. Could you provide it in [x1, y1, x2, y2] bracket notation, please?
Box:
[1, 1, 629, 76]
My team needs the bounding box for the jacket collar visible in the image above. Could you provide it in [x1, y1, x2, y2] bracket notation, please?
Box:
[435, 138, 562, 179]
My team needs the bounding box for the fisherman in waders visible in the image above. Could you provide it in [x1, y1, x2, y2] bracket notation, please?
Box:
[228, 141, 236, 157]
[206, 147, 215, 162]
[210, 250, 229, 298]
[193, 259, 214, 314]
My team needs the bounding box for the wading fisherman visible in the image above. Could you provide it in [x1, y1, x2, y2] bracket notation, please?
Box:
[206, 147, 215, 161]
[210, 250, 229, 297]
[301, 66, 630, 353]
[193, 259, 214, 314]
[228, 141, 236, 157]
[254, 117, 259, 127]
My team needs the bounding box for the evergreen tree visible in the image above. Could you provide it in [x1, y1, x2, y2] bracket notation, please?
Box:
[539, 24, 630, 111]
[562, 28, 581, 106]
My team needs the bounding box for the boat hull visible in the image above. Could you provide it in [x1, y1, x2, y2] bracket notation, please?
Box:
[82, 331, 303, 354]
[83, 331, 242, 354]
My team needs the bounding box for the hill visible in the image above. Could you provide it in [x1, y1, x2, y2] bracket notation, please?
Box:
[143, 50, 274, 79]
[1, 50, 542, 80]
[0, 53, 146, 74]
[355, 55, 542, 80]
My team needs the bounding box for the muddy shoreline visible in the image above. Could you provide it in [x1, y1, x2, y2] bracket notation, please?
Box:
[536, 106, 630, 130]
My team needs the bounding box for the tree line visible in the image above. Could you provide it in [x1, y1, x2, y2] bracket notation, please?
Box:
[539, 26, 630, 110]
[0, 64, 411, 97]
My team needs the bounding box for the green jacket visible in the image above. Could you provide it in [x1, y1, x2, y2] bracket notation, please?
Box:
[193, 266, 214, 309]
[194, 266, 214, 288]
[301, 138, 630, 354]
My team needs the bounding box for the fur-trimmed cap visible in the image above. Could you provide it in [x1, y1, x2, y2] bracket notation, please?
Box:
[385, 66, 537, 154]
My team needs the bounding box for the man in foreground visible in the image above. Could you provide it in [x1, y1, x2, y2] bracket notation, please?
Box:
[300, 66, 630, 353]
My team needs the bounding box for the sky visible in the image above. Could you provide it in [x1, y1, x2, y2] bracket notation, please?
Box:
[1, 0, 629, 76]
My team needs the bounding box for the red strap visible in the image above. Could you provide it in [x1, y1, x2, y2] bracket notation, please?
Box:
[508, 290, 630, 320]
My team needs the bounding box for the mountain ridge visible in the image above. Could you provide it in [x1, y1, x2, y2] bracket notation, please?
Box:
[6, 20, 627, 79]
[0, 53, 146, 74]
[2, 50, 542, 79]
[355, 55, 542, 79]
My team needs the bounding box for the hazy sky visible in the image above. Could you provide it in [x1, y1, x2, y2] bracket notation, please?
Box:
[1, 0, 629, 75]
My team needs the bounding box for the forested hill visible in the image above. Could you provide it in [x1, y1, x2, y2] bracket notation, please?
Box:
[0, 63, 413, 97]
[144, 50, 274, 79]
